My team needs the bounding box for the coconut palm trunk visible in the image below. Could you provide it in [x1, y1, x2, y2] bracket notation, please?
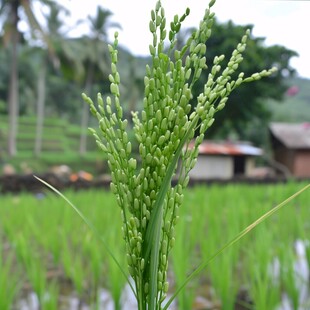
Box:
[1, 0, 58, 157]
[34, 57, 47, 156]
[7, 3, 19, 157]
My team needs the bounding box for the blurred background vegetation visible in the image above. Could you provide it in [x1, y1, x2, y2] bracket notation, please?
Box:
[0, 0, 309, 175]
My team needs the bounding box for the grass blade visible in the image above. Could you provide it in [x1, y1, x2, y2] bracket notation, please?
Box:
[163, 183, 310, 310]
[33, 175, 136, 296]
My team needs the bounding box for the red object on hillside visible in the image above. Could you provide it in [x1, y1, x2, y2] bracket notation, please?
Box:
[286, 85, 299, 96]
[302, 122, 310, 130]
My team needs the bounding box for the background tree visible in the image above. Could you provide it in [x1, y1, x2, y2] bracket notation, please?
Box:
[78, 7, 121, 154]
[0, 6, 301, 163]
[0, 0, 54, 157]
[0, 42, 37, 116]
[184, 20, 298, 145]
[33, 2, 69, 156]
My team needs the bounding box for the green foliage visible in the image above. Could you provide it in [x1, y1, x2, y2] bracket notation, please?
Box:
[84, 1, 275, 308]
[186, 19, 298, 142]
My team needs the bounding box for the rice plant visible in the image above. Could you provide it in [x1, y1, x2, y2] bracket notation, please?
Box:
[82, 0, 277, 308]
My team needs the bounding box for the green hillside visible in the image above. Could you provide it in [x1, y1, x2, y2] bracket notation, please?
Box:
[0, 116, 98, 154]
[0, 116, 105, 174]
[266, 76, 310, 123]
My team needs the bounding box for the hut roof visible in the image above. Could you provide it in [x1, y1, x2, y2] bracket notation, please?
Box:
[269, 122, 310, 149]
[194, 140, 263, 156]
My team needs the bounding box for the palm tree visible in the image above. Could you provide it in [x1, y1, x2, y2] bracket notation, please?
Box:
[34, 2, 69, 156]
[0, 0, 54, 157]
[79, 6, 121, 155]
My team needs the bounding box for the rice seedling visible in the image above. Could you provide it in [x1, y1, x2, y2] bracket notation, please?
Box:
[106, 242, 127, 310]
[280, 246, 300, 310]
[196, 186, 241, 309]
[278, 238, 310, 310]
[60, 239, 86, 302]
[24, 257, 48, 308]
[0, 248, 21, 310]
[248, 263, 280, 310]
[14, 233, 33, 269]
[28, 202, 64, 266]
[209, 247, 240, 310]
[45, 228, 63, 266]
[41, 281, 59, 310]
[246, 225, 281, 310]
[82, 237, 104, 303]
[172, 208, 198, 309]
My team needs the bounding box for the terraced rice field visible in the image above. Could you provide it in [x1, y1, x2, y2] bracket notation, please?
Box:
[0, 181, 309, 309]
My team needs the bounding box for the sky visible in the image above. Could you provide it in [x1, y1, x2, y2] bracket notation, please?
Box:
[62, 0, 310, 79]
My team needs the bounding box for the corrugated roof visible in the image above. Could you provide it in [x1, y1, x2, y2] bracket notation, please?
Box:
[194, 141, 263, 156]
[269, 122, 310, 149]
